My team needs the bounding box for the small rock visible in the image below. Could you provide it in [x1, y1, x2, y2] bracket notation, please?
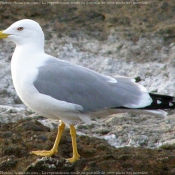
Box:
[0, 158, 17, 171]
[170, 42, 174, 47]
[37, 135, 48, 142]
[16, 120, 50, 132]
[25, 157, 74, 173]
[4, 145, 23, 157]
[1, 131, 13, 138]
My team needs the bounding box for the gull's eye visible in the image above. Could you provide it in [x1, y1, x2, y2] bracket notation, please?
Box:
[17, 27, 24, 31]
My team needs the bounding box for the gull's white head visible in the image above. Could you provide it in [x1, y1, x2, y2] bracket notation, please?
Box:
[0, 19, 44, 47]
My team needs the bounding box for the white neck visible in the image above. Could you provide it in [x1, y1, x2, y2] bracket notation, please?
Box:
[15, 42, 44, 54]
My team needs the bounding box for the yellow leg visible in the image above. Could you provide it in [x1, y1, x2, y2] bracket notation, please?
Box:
[31, 121, 65, 157]
[66, 125, 80, 163]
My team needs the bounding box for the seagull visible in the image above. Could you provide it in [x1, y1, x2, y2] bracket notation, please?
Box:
[0, 19, 175, 162]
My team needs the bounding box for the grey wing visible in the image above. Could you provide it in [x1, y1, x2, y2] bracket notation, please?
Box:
[33, 59, 152, 113]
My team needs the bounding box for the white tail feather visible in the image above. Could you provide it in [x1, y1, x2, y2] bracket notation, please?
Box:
[115, 109, 167, 117]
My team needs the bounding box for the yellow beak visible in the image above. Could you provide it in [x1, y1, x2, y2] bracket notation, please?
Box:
[0, 31, 9, 39]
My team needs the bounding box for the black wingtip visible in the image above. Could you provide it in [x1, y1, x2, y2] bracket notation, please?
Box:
[143, 93, 175, 109]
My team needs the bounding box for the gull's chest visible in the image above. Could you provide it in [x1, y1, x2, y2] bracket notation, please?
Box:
[10, 49, 46, 99]
[11, 55, 37, 86]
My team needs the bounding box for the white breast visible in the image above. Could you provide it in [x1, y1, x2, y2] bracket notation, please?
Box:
[11, 46, 46, 104]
